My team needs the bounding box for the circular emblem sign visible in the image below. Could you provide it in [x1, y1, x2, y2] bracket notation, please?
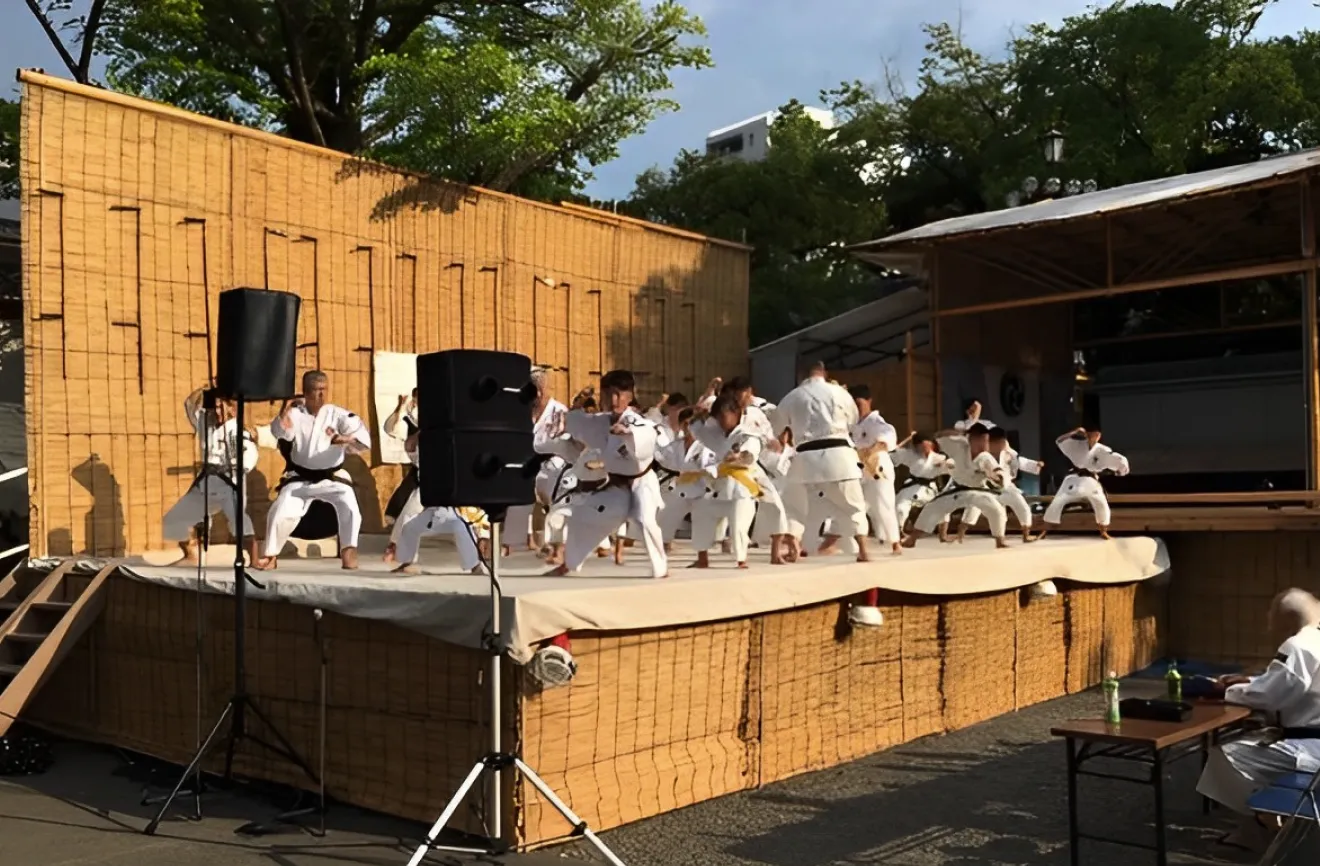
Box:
[999, 372, 1025, 418]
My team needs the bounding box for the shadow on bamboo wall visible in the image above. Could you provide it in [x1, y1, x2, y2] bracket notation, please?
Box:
[19, 74, 749, 558]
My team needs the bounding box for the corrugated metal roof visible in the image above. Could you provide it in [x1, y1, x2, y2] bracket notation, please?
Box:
[852, 149, 1320, 252]
[750, 285, 928, 355]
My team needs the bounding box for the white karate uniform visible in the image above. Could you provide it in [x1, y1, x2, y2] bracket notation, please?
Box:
[961, 448, 1041, 531]
[1197, 626, 1320, 814]
[1043, 435, 1130, 526]
[850, 412, 901, 545]
[385, 405, 422, 545]
[561, 408, 667, 577]
[777, 377, 868, 539]
[657, 435, 715, 542]
[390, 450, 483, 571]
[892, 449, 952, 528]
[691, 424, 764, 562]
[263, 403, 371, 557]
[162, 400, 258, 541]
[504, 399, 568, 541]
[742, 401, 790, 540]
[914, 434, 1008, 538]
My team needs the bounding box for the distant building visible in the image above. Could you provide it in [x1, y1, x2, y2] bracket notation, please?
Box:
[705, 107, 836, 162]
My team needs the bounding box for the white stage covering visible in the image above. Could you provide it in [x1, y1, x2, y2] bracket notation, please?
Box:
[36, 536, 1168, 664]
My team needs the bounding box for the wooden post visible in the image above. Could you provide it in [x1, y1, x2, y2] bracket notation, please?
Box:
[904, 328, 916, 434]
[1304, 177, 1319, 490]
[930, 249, 942, 429]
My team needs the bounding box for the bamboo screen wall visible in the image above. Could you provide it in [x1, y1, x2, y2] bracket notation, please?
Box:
[17, 72, 751, 558]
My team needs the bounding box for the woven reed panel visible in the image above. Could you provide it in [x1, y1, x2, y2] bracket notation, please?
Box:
[1064, 586, 1107, 693]
[833, 354, 937, 438]
[941, 593, 1018, 732]
[516, 621, 756, 845]
[27, 574, 503, 836]
[755, 598, 904, 785]
[899, 597, 944, 740]
[1014, 591, 1066, 709]
[19, 76, 750, 557]
[1166, 531, 1320, 666]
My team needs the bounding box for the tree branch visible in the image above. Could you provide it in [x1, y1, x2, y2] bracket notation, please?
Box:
[77, 0, 108, 84]
[272, 0, 326, 146]
[23, 0, 81, 82]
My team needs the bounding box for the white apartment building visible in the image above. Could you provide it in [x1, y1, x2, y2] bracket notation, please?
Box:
[705, 106, 836, 161]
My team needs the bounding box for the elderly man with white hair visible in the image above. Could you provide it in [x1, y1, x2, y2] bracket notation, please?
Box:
[1197, 588, 1320, 850]
[502, 367, 567, 554]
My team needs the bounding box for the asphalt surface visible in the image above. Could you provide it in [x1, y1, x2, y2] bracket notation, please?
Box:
[2, 687, 1316, 866]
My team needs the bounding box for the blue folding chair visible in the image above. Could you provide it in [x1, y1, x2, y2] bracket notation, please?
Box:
[1250, 767, 1320, 865]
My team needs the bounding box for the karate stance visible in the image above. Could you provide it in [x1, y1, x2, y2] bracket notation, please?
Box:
[656, 403, 713, 548]
[1197, 589, 1320, 851]
[540, 390, 613, 565]
[777, 362, 870, 563]
[690, 395, 765, 568]
[256, 371, 370, 570]
[892, 434, 952, 533]
[848, 384, 903, 555]
[546, 370, 668, 579]
[956, 427, 1042, 543]
[382, 389, 420, 563]
[504, 369, 568, 554]
[720, 377, 791, 564]
[1038, 425, 1129, 540]
[163, 386, 259, 564]
[390, 447, 485, 576]
[903, 423, 1009, 549]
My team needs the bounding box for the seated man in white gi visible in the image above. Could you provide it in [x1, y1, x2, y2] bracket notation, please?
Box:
[902, 422, 1009, 549]
[163, 386, 259, 564]
[545, 370, 667, 579]
[1198, 589, 1320, 850]
[956, 426, 1042, 544]
[256, 370, 371, 570]
[777, 362, 870, 563]
[1037, 425, 1130, 541]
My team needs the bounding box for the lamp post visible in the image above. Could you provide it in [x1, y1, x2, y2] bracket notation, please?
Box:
[1006, 129, 1098, 207]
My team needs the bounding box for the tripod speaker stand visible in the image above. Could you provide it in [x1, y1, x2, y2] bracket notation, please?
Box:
[144, 288, 321, 835]
[406, 350, 627, 865]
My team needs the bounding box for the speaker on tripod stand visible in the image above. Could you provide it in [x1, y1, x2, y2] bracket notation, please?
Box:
[144, 288, 323, 835]
[406, 350, 627, 865]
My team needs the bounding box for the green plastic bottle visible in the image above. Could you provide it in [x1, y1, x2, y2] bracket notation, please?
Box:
[1103, 671, 1121, 724]
[1166, 660, 1182, 703]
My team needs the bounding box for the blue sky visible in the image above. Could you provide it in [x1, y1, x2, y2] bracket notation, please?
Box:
[2, 0, 1317, 203]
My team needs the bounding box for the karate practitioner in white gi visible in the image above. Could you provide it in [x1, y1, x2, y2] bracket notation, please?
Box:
[656, 402, 713, 548]
[503, 369, 568, 554]
[776, 362, 871, 562]
[846, 384, 903, 555]
[1038, 425, 1130, 540]
[256, 371, 371, 570]
[389, 451, 485, 576]
[719, 378, 791, 564]
[539, 390, 613, 565]
[956, 427, 1042, 543]
[546, 370, 668, 578]
[903, 422, 1009, 549]
[382, 389, 420, 563]
[892, 435, 952, 532]
[163, 386, 259, 564]
[690, 394, 769, 568]
[1197, 589, 1320, 851]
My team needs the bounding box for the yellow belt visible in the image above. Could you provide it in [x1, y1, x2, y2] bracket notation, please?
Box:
[456, 507, 489, 528]
[717, 464, 761, 498]
[676, 471, 707, 485]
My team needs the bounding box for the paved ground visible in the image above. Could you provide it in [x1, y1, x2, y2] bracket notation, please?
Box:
[2, 687, 1315, 866]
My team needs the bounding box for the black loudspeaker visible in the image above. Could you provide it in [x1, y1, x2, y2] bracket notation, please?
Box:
[214, 288, 301, 401]
[416, 350, 539, 510]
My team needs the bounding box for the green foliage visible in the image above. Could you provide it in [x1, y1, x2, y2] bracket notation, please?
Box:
[628, 0, 1320, 345]
[363, 1, 710, 194]
[90, 0, 709, 195]
[627, 99, 889, 344]
[0, 99, 17, 201]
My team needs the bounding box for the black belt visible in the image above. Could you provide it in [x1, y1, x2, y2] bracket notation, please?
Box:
[608, 463, 655, 488]
[901, 475, 940, 490]
[1071, 468, 1098, 479]
[190, 465, 237, 493]
[277, 460, 348, 491]
[796, 438, 850, 453]
[932, 481, 989, 501]
[656, 467, 680, 484]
